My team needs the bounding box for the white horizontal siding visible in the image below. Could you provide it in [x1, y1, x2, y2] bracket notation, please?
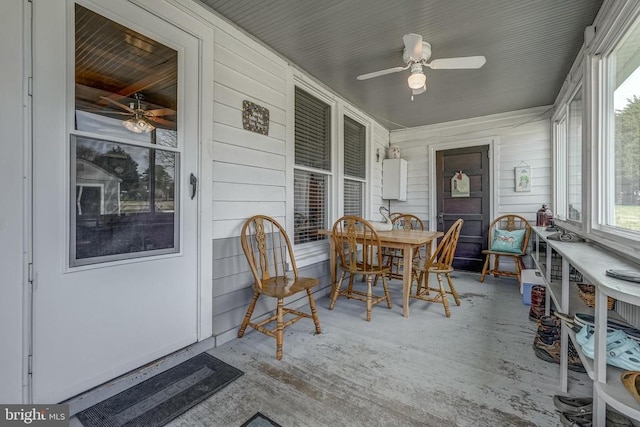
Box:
[370, 122, 389, 220]
[389, 107, 552, 225]
[174, 0, 390, 339]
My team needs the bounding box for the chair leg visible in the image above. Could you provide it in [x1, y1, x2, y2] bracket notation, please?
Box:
[436, 273, 451, 318]
[446, 273, 461, 306]
[238, 291, 259, 338]
[329, 271, 346, 309]
[347, 274, 357, 297]
[307, 289, 322, 334]
[413, 271, 423, 295]
[381, 274, 392, 309]
[480, 255, 490, 283]
[275, 298, 284, 360]
[366, 275, 373, 322]
[494, 255, 500, 277]
[515, 256, 523, 284]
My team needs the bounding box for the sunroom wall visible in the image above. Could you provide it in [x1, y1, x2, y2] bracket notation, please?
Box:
[177, 2, 390, 344]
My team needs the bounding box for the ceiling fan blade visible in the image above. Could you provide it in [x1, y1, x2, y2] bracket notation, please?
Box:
[100, 96, 135, 113]
[357, 65, 409, 80]
[84, 110, 133, 116]
[146, 116, 175, 127]
[403, 33, 423, 61]
[427, 56, 486, 70]
[144, 107, 176, 117]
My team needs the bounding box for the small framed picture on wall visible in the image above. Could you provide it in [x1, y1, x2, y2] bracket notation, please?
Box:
[515, 165, 531, 192]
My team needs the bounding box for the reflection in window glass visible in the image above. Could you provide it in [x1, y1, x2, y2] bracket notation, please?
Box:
[567, 90, 582, 221]
[610, 20, 640, 232]
[73, 136, 178, 264]
[72, 4, 180, 266]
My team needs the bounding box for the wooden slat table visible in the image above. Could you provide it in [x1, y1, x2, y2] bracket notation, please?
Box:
[319, 228, 444, 317]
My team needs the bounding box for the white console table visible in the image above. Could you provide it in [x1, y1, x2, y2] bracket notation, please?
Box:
[531, 226, 640, 426]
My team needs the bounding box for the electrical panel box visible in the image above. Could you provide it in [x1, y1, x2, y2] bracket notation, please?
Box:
[382, 158, 407, 201]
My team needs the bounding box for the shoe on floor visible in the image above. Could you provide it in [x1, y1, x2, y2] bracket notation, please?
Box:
[553, 395, 592, 414]
[560, 411, 592, 427]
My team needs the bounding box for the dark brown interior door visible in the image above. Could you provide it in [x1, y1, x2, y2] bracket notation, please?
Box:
[436, 145, 490, 271]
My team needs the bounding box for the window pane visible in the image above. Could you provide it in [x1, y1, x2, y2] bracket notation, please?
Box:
[611, 20, 640, 231]
[344, 179, 363, 217]
[294, 170, 327, 244]
[295, 88, 331, 170]
[74, 4, 177, 144]
[567, 90, 582, 221]
[344, 116, 365, 179]
[73, 136, 178, 265]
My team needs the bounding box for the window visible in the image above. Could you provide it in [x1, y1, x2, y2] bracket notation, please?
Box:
[294, 87, 331, 244]
[600, 17, 640, 234]
[554, 116, 567, 220]
[343, 116, 366, 217]
[71, 5, 179, 266]
[567, 88, 583, 221]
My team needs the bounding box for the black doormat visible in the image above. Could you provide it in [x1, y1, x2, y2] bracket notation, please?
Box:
[240, 412, 282, 427]
[77, 353, 243, 427]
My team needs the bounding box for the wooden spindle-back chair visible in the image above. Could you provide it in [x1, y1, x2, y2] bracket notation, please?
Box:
[239, 215, 321, 360]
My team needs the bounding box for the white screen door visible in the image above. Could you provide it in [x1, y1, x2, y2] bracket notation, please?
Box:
[32, 0, 201, 403]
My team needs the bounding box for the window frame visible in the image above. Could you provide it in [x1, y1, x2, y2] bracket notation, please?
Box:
[292, 85, 334, 248]
[566, 84, 584, 224]
[288, 74, 372, 265]
[342, 112, 368, 218]
[592, 8, 640, 245]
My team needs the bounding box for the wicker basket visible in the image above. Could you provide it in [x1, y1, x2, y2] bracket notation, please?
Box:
[576, 283, 615, 310]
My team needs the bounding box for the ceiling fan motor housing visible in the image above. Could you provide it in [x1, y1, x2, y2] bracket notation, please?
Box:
[403, 41, 432, 63]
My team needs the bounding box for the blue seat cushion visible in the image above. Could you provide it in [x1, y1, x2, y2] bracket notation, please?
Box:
[491, 228, 526, 254]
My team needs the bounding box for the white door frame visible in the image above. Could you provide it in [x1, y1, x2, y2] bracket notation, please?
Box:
[428, 136, 497, 230]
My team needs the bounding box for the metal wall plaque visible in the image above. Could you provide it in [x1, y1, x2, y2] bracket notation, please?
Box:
[451, 171, 470, 198]
[242, 100, 269, 135]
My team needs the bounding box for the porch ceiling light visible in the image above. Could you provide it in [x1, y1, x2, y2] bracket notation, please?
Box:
[407, 69, 426, 90]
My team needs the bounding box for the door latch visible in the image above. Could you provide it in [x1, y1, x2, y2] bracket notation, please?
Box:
[190, 173, 198, 200]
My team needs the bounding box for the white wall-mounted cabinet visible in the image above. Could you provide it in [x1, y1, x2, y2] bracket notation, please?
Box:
[382, 158, 407, 201]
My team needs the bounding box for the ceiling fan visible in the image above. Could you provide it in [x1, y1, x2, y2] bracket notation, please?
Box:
[99, 93, 176, 133]
[357, 34, 486, 98]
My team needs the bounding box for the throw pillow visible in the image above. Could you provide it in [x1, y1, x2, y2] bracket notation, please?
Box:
[491, 228, 526, 254]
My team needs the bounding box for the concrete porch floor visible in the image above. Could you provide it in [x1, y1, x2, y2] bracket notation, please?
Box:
[164, 271, 590, 427]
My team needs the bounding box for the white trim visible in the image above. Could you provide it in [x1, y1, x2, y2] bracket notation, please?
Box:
[428, 137, 496, 230]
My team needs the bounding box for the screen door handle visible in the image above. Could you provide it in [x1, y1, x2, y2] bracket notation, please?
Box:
[190, 173, 198, 200]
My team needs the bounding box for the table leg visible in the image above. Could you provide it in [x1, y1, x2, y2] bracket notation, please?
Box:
[402, 243, 413, 317]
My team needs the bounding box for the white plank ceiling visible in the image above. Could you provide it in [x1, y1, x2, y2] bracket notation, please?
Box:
[196, 0, 603, 130]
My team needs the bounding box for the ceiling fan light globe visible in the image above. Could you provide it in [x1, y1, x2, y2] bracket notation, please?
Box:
[407, 72, 426, 90]
[122, 117, 155, 134]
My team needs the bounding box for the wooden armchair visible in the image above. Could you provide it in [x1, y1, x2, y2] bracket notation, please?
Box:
[480, 214, 531, 284]
[329, 216, 392, 321]
[385, 214, 425, 279]
[411, 219, 464, 317]
[239, 215, 321, 360]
